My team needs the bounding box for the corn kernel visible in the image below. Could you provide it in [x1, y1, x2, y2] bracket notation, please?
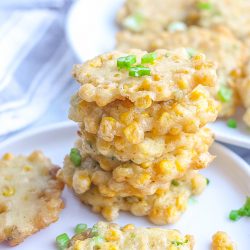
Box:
[122, 224, 135, 232]
[169, 127, 181, 135]
[192, 54, 203, 61]
[230, 68, 242, 78]
[141, 162, 151, 169]
[99, 117, 117, 141]
[99, 185, 116, 198]
[108, 245, 118, 250]
[23, 165, 32, 172]
[138, 79, 151, 91]
[73, 240, 84, 250]
[102, 207, 118, 221]
[78, 84, 96, 102]
[135, 96, 152, 109]
[154, 160, 173, 175]
[153, 74, 161, 81]
[177, 79, 188, 89]
[123, 122, 144, 144]
[193, 73, 214, 86]
[2, 153, 13, 160]
[120, 111, 133, 125]
[155, 188, 165, 196]
[175, 160, 186, 173]
[159, 112, 170, 125]
[169, 246, 178, 250]
[175, 195, 187, 211]
[105, 229, 120, 241]
[90, 58, 102, 67]
[189, 89, 204, 101]
[165, 205, 177, 218]
[72, 172, 91, 194]
[137, 173, 151, 185]
[2, 186, 15, 197]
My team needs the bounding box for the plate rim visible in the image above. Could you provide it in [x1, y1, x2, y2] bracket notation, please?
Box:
[1, 122, 250, 178]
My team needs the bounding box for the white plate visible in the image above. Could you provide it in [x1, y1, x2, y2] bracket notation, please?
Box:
[66, 0, 250, 148]
[0, 122, 249, 250]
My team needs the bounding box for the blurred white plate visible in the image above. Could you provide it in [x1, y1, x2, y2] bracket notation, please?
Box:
[0, 122, 249, 249]
[66, 0, 250, 148]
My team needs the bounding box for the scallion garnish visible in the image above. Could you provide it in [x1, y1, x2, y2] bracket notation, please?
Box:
[123, 13, 144, 32]
[141, 52, 157, 64]
[117, 55, 136, 69]
[206, 178, 210, 185]
[56, 233, 70, 250]
[129, 65, 151, 77]
[217, 86, 232, 102]
[229, 197, 250, 221]
[171, 180, 179, 186]
[75, 223, 88, 234]
[70, 148, 82, 167]
[168, 21, 187, 32]
[197, 1, 213, 10]
[227, 118, 237, 129]
[171, 239, 188, 246]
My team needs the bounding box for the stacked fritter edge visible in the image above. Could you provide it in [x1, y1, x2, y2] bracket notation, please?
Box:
[58, 48, 219, 225]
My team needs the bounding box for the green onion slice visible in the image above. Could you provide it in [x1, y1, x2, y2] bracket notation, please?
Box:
[168, 21, 187, 32]
[227, 118, 237, 129]
[229, 197, 250, 221]
[117, 55, 136, 69]
[217, 86, 232, 102]
[123, 13, 144, 32]
[197, 1, 213, 10]
[75, 223, 88, 234]
[70, 148, 82, 167]
[56, 233, 70, 250]
[206, 178, 210, 185]
[171, 180, 179, 186]
[141, 52, 157, 64]
[129, 65, 151, 77]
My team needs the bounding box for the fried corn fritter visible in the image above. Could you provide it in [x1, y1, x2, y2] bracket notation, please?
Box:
[66, 221, 194, 250]
[116, 27, 247, 117]
[0, 152, 64, 246]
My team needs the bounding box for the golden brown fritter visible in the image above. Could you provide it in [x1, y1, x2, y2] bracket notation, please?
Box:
[0, 152, 64, 246]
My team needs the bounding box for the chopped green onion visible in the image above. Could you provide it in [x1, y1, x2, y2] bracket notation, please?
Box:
[229, 210, 241, 221]
[171, 180, 179, 186]
[229, 197, 250, 221]
[91, 224, 99, 236]
[197, 1, 213, 10]
[141, 52, 157, 64]
[168, 21, 187, 32]
[70, 148, 82, 167]
[130, 232, 136, 239]
[227, 118, 237, 129]
[117, 55, 136, 69]
[56, 233, 70, 250]
[123, 13, 144, 32]
[75, 223, 88, 234]
[171, 239, 188, 246]
[129, 65, 151, 77]
[217, 86, 232, 102]
[186, 48, 196, 58]
[206, 178, 210, 185]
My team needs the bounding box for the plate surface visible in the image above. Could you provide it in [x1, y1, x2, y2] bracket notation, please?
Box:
[0, 122, 249, 250]
[66, 0, 250, 148]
